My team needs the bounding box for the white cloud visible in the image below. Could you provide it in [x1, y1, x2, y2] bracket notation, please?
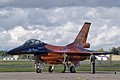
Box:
[0, 7, 120, 50]
[89, 25, 120, 49]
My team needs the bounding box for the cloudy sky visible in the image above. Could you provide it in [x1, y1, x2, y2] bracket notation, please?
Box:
[0, 0, 120, 50]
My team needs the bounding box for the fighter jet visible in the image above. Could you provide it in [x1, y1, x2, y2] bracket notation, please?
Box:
[7, 22, 117, 73]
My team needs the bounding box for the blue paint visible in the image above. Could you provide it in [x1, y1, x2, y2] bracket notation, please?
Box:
[7, 39, 52, 55]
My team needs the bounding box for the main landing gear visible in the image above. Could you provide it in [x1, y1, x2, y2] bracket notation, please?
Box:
[35, 61, 55, 73]
[62, 53, 76, 73]
[48, 65, 54, 73]
[47, 64, 76, 73]
[62, 63, 76, 73]
[70, 66, 76, 73]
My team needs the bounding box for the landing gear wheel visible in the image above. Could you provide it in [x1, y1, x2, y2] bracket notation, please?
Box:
[36, 68, 42, 73]
[70, 66, 76, 73]
[48, 66, 54, 73]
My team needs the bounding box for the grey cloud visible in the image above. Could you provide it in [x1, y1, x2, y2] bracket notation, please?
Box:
[1, 7, 120, 30]
[0, 7, 120, 50]
[0, 0, 120, 8]
[0, 8, 28, 30]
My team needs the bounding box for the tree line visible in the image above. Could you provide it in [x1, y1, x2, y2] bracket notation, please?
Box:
[92, 46, 120, 55]
[0, 50, 27, 59]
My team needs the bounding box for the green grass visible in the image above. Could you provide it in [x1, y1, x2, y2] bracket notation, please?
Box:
[0, 60, 120, 72]
[0, 61, 35, 72]
[76, 60, 120, 71]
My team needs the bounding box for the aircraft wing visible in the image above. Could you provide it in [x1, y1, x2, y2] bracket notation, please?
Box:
[7, 47, 118, 56]
[7, 43, 118, 56]
[48, 51, 118, 56]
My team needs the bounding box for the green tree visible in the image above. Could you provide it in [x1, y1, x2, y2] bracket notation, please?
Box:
[109, 47, 116, 52]
[97, 48, 105, 52]
[109, 47, 119, 55]
[0, 50, 8, 57]
[116, 47, 120, 55]
[19, 54, 28, 59]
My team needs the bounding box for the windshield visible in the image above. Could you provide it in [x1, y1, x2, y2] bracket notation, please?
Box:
[23, 39, 42, 46]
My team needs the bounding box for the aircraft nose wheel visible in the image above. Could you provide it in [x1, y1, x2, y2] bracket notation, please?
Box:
[48, 66, 54, 73]
[70, 66, 76, 73]
[36, 68, 42, 73]
[35, 60, 43, 73]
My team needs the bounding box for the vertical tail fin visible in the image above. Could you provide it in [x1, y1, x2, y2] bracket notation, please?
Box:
[68, 22, 91, 48]
[74, 22, 91, 44]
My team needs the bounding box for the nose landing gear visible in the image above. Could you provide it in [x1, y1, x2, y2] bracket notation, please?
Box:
[36, 68, 42, 73]
[35, 61, 43, 73]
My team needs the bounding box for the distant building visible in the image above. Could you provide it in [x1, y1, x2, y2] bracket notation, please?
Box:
[13, 55, 19, 60]
[2, 55, 19, 60]
[95, 55, 111, 61]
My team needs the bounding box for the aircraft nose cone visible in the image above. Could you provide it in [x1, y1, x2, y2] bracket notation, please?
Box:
[7, 46, 23, 55]
[7, 50, 12, 54]
[7, 51, 14, 55]
[7, 49, 18, 55]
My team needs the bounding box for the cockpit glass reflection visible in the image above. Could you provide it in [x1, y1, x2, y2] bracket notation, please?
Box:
[23, 39, 42, 46]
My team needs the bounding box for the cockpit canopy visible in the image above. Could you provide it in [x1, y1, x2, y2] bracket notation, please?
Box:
[23, 39, 43, 46]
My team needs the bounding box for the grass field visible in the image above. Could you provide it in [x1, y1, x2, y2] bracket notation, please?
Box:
[0, 60, 120, 72]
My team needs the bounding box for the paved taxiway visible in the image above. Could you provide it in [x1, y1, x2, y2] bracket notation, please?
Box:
[0, 72, 120, 80]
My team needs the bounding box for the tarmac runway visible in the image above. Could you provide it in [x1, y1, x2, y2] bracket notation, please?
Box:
[0, 72, 120, 80]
